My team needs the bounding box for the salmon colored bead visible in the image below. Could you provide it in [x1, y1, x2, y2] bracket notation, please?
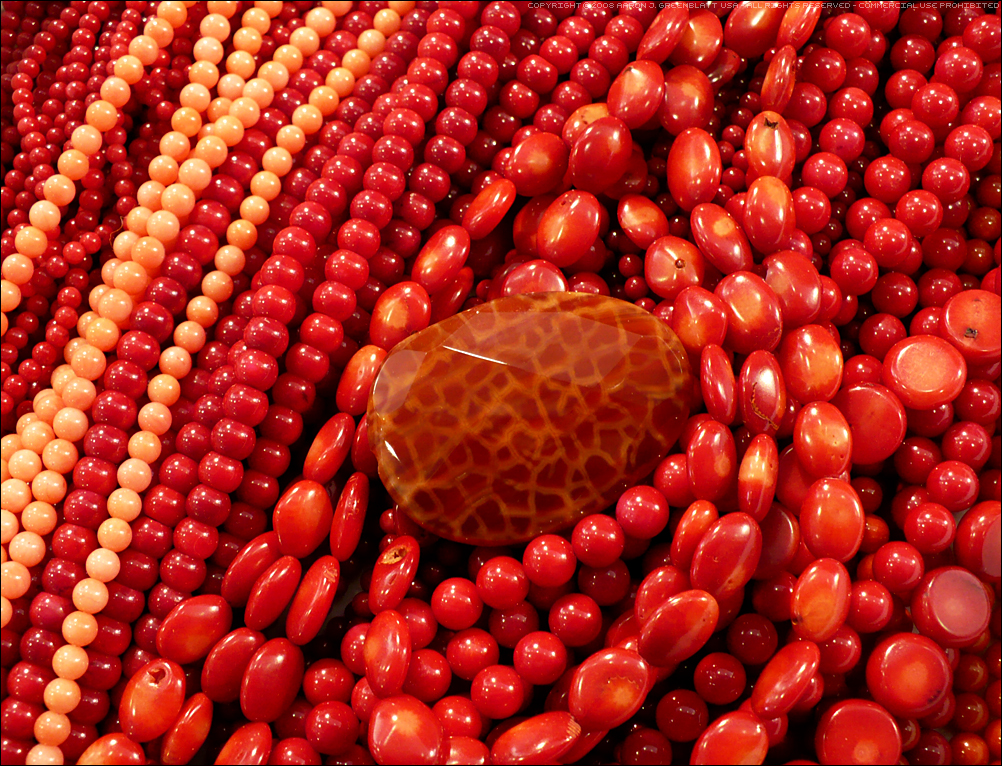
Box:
[43, 175, 75, 206]
[290, 27, 320, 55]
[62, 610, 99, 646]
[128, 35, 159, 66]
[70, 125, 103, 155]
[107, 488, 143, 521]
[28, 201, 61, 232]
[227, 52, 256, 79]
[114, 55, 145, 84]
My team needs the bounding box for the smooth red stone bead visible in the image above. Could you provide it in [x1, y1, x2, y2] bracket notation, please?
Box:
[245, 555, 302, 631]
[637, 6, 689, 63]
[832, 383, 907, 464]
[499, 260, 569, 297]
[639, 589, 718, 666]
[690, 203, 754, 276]
[156, 595, 232, 665]
[364, 610, 412, 698]
[368, 293, 690, 545]
[370, 282, 432, 351]
[815, 699, 902, 766]
[412, 225, 471, 295]
[336, 345, 388, 417]
[241, 638, 305, 722]
[617, 195, 669, 252]
[505, 133, 569, 197]
[463, 179, 516, 240]
[286, 556, 340, 646]
[569, 115, 633, 195]
[954, 500, 1000, 584]
[910, 566, 992, 648]
[778, 323, 844, 404]
[119, 658, 185, 742]
[537, 191, 603, 268]
[304, 413, 355, 485]
[645, 235, 704, 302]
[77, 734, 145, 765]
[161, 692, 213, 766]
[738, 434, 779, 522]
[881, 335, 968, 410]
[690, 711, 768, 766]
[273, 480, 334, 559]
[716, 272, 784, 355]
[215, 722, 273, 766]
[368, 695, 444, 765]
[489, 711, 581, 765]
[865, 633, 952, 718]
[221, 532, 283, 607]
[939, 289, 1001, 364]
[369, 536, 421, 614]
[330, 473, 369, 563]
[793, 558, 852, 642]
[743, 176, 796, 255]
[607, 60, 664, 129]
[800, 478, 864, 562]
[750, 640, 821, 719]
[569, 647, 650, 730]
[667, 128, 721, 212]
[690, 512, 762, 599]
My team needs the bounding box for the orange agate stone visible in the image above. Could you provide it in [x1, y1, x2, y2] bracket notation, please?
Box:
[368, 293, 692, 545]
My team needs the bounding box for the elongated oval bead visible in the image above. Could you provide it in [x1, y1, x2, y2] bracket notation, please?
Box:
[273, 480, 333, 559]
[157, 595, 232, 665]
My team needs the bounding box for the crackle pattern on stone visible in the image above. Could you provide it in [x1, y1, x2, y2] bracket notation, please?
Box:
[367, 292, 692, 545]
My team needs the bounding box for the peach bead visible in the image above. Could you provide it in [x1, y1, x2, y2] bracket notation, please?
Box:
[129, 35, 159, 66]
[42, 175, 75, 206]
[70, 344, 107, 381]
[173, 321, 206, 354]
[159, 185, 196, 220]
[275, 44, 304, 72]
[86, 548, 121, 583]
[327, 0, 353, 15]
[305, 7, 337, 35]
[206, 0, 238, 14]
[100, 259, 119, 287]
[178, 158, 212, 191]
[241, 7, 271, 33]
[202, 270, 234, 302]
[29, 201, 61, 232]
[229, 96, 261, 127]
[62, 339, 86, 366]
[1, 280, 22, 311]
[15, 225, 48, 257]
[20, 420, 54, 452]
[128, 431, 162, 463]
[16, 413, 39, 435]
[239, 196, 269, 226]
[1, 561, 31, 599]
[148, 155, 179, 185]
[70, 125, 102, 155]
[72, 578, 109, 614]
[112, 262, 150, 295]
[97, 289, 133, 325]
[99, 77, 130, 108]
[358, 29, 386, 57]
[342, 49, 371, 78]
[275, 124, 304, 152]
[200, 12, 231, 41]
[52, 645, 89, 681]
[233, 27, 262, 54]
[2, 253, 34, 284]
[138, 402, 172, 435]
[194, 35, 224, 65]
[290, 27, 320, 55]
[1, 479, 31, 513]
[388, 1, 416, 12]
[62, 611, 98, 647]
[147, 210, 181, 242]
[147, 374, 180, 406]
[113, 54, 145, 84]
[107, 488, 142, 522]
[50, 366, 75, 395]
[250, 170, 280, 200]
[26, 744, 64, 766]
[84, 317, 120, 352]
[33, 392, 62, 424]
[145, 17, 175, 47]
[171, 106, 202, 137]
[180, 83, 211, 113]
[22, 502, 57, 535]
[0, 509, 15, 543]
[215, 244, 246, 274]
[61, 378, 96, 410]
[257, 0, 283, 16]
[293, 104, 323, 134]
[159, 131, 190, 161]
[263, 146, 294, 175]
[132, 237, 165, 271]
[125, 206, 151, 235]
[160, 346, 191, 379]
[34, 712, 71, 748]
[187, 295, 220, 327]
[0, 597, 9, 628]
[117, 458, 151, 493]
[44, 678, 81, 715]
[374, 8, 401, 35]
[33, 471, 67, 504]
[242, 77, 274, 108]
[309, 85, 339, 116]
[189, 60, 220, 88]
[8, 449, 42, 481]
[85, 100, 118, 132]
[0, 434, 21, 460]
[325, 65, 355, 96]
[215, 115, 245, 147]
[42, 439, 78, 475]
[226, 220, 256, 250]
[259, 61, 290, 90]
[98, 518, 133, 552]
[135, 182, 163, 211]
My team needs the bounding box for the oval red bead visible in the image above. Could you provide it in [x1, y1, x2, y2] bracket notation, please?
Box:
[118, 658, 186, 742]
[156, 595, 232, 665]
[368, 293, 691, 545]
[273, 480, 334, 559]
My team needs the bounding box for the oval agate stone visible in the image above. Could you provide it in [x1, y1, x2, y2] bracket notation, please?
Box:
[368, 292, 692, 545]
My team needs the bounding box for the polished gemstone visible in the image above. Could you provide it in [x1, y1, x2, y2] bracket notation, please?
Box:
[368, 293, 691, 545]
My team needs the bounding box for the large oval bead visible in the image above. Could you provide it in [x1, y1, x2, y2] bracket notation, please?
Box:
[368, 293, 691, 545]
